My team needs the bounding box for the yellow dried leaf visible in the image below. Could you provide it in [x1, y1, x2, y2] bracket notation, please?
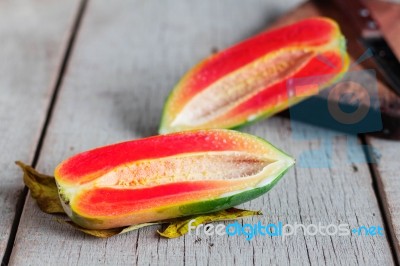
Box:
[16, 161, 64, 214]
[158, 208, 262, 238]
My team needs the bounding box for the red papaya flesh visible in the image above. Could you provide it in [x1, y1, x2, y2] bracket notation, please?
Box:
[159, 17, 350, 133]
[55, 129, 294, 229]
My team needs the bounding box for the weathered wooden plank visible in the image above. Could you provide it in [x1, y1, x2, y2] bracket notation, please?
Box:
[360, 0, 400, 260]
[367, 137, 400, 261]
[0, 0, 82, 260]
[10, 0, 395, 265]
[362, 2, 400, 261]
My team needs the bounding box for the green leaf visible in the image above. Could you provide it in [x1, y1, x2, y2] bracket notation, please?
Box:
[158, 208, 262, 238]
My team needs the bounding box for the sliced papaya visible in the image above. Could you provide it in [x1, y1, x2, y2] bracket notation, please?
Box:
[54, 129, 294, 229]
[159, 17, 350, 133]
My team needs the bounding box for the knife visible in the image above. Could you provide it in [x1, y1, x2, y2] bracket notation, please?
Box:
[332, 0, 400, 96]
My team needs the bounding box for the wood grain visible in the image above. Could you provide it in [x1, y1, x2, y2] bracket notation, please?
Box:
[367, 137, 400, 262]
[366, 0, 400, 261]
[0, 0, 81, 260]
[8, 0, 395, 265]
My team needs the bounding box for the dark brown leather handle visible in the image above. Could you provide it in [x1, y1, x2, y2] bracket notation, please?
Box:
[330, 0, 381, 38]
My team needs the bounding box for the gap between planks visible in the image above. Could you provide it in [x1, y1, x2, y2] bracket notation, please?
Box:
[1, 0, 89, 265]
[362, 135, 400, 264]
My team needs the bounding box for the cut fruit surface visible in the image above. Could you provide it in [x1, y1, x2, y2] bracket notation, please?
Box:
[95, 152, 272, 188]
[54, 129, 294, 229]
[159, 17, 350, 133]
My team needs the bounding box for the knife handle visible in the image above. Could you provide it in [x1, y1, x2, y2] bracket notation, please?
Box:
[331, 0, 382, 38]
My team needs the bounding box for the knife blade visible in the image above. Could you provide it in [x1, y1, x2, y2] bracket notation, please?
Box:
[332, 0, 400, 96]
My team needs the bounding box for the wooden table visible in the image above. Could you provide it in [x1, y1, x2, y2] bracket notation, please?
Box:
[1, 0, 399, 265]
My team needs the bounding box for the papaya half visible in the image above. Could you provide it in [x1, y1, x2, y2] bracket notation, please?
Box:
[54, 129, 294, 229]
[159, 17, 350, 133]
